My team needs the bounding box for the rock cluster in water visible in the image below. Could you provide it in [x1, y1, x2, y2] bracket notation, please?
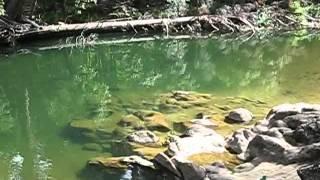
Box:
[67, 91, 320, 180]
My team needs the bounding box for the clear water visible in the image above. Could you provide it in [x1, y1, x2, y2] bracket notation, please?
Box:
[0, 33, 320, 179]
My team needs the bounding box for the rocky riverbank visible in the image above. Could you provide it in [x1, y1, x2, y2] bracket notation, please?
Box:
[65, 90, 320, 179]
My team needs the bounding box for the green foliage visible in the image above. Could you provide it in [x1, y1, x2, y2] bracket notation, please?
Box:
[0, 0, 4, 16]
[257, 9, 272, 26]
[164, 0, 189, 17]
[290, 0, 308, 24]
[289, 0, 320, 25]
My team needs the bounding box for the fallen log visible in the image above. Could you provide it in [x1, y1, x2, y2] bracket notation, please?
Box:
[13, 15, 254, 43]
[1, 13, 320, 46]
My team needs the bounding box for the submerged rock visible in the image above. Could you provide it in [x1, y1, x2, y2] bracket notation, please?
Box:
[160, 91, 212, 109]
[117, 114, 141, 128]
[83, 143, 103, 152]
[88, 155, 155, 170]
[130, 110, 171, 132]
[226, 108, 253, 123]
[127, 130, 159, 145]
[144, 114, 171, 132]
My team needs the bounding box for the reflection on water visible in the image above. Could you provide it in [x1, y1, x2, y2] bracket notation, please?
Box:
[8, 153, 24, 180]
[0, 33, 320, 179]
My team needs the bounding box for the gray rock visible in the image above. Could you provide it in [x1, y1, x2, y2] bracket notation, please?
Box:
[268, 119, 288, 128]
[182, 124, 219, 137]
[121, 155, 155, 169]
[225, 128, 256, 154]
[154, 152, 182, 177]
[175, 159, 206, 180]
[297, 162, 320, 180]
[127, 130, 159, 145]
[234, 162, 255, 173]
[266, 103, 320, 123]
[168, 134, 225, 158]
[227, 108, 253, 123]
[245, 134, 293, 162]
[286, 143, 320, 163]
[286, 113, 320, 145]
[205, 162, 235, 180]
[168, 125, 225, 158]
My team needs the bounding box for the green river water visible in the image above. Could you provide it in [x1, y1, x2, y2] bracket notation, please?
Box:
[0, 33, 320, 180]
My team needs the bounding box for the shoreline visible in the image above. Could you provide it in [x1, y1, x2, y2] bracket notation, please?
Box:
[1, 2, 320, 47]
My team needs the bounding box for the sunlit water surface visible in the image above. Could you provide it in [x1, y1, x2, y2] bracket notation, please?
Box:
[0, 33, 320, 179]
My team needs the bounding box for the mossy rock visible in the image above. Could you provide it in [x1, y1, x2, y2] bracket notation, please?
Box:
[88, 157, 128, 169]
[88, 155, 155, 170]
[159, 91, 212, 109]
[158, 103, 182, 113]
[145, 114, 171, 132]
[188, 152, 240, 169]
[117, 114, 141, 127]
[133, 146, 167, 160]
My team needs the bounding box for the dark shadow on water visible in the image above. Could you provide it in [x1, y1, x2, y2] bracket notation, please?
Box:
[78, 163, 179, 180]
[60, 124, 134, 156]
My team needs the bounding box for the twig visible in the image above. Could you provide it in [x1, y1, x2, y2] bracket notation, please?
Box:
[127, 22, 138, 34]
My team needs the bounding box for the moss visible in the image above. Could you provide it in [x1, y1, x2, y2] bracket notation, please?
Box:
[133, 146, 166, 160]
[117, 114, 141, 127]
[188, 152, 240, 169]
[88, 157, 128, 169]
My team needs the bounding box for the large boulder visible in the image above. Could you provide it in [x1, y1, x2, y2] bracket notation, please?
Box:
[239, 103, 320, 164]
[244, 134, 294, 162]
[154, 121, 226, 180]
[226, 108, 253, 123]
[284, 113, 320, 145]
[266, 103, 320, 124]
[127, 130, 159, 145]
[168, 125, 225, 158]
[168, 135, 225, 158]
